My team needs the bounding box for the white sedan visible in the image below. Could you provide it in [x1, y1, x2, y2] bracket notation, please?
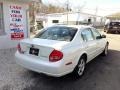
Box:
[15, 25, 109, 77]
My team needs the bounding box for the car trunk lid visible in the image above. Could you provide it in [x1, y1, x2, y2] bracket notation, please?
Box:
[19, 38, 69, 60]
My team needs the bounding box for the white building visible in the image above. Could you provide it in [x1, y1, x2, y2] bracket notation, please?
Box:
[0, 0, 39, 49]
[36, 12, 106, 28]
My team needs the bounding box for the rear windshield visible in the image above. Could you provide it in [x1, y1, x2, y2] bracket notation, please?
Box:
[110, 22, 120, 26]
[35, 26, 77, 41]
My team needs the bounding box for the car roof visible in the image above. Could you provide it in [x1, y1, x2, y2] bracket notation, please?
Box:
[49, 24, 92, 30]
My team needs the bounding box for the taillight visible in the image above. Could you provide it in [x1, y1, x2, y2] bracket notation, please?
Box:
[17, 43, 22, 53]
[49, 50, 63, 62]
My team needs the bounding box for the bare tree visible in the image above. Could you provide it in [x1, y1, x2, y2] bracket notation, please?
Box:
[29, 1, 67, 32]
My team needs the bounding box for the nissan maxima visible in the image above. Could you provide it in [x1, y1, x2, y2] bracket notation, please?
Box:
[15, 25, 109, 77]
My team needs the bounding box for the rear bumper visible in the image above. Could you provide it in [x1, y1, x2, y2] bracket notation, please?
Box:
[15, 51, 73, 77]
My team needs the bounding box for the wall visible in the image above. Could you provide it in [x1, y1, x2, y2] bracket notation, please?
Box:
[43, 13, 105, 27]
[45, 14, 63, 27]
[0, 0, 29, 49]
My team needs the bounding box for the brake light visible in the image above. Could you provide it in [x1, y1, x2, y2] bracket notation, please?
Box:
[49, 50, 63, 62]
[17, 43, 22, 53]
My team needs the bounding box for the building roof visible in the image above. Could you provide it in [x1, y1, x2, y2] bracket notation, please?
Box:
[46, 12, 103, 17]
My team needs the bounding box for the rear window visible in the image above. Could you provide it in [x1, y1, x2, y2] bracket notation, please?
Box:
[35, 26, 77, 41]
[110, 22, 120, 26]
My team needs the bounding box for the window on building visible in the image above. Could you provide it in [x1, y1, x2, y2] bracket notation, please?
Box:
[0, 3, 4, 35]
[52, 20, 59, 23]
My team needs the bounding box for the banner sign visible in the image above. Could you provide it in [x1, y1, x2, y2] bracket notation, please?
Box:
[9, 5, 24, 40]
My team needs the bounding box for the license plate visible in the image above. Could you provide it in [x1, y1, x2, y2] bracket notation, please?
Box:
[29, 48, 39, 56]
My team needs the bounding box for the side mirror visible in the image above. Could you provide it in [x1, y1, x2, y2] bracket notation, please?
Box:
[96, 35, 106, 39]
[101, 35, 106, 38]
[96, 36, 102, 39]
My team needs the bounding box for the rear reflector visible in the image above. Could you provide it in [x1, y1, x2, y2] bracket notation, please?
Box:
[17, 43, 21, 53]
[17, 43, 23, 53]
[49, 50, 63, 62]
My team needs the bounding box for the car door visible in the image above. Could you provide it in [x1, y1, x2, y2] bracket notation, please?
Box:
[81, 28, 97, 62]
[91, 28, 105, 55]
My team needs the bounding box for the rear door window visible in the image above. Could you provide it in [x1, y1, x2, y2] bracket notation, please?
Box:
[91, 28, 101, 39]
[81, 28, 94, 41]
[110, 22, 120, 27]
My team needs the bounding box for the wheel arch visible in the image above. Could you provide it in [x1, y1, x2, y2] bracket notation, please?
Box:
[72, 52, 88, 76]
[80, 53, 87, 63]
[75, 52, 88, 66]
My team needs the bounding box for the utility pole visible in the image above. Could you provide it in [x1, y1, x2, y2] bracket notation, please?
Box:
[95, 6, 98, 16]
[94, 6, 98, 26]
[76, 1, 86, 25]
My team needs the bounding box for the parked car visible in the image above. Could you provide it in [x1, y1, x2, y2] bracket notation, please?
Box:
[15, 25, 109, 77]
[104, 21, 120, 34]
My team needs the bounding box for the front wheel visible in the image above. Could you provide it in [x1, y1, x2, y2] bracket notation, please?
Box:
[102, 44, 108, 56]
[73, 56, 86, 77]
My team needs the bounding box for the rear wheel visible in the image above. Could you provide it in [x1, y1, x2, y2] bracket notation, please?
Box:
[73, 56, 86, 77]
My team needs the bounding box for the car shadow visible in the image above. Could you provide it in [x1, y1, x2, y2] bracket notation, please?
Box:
[23, 49, 120, 90]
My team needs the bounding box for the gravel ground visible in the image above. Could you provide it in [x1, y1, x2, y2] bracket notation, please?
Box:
[0, 33, 120, 90]
[0, 48, 38, 90]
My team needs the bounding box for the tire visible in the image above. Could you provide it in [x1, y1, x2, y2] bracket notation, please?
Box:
[73, 56, 86, 77]
[102, 43, 108, 56]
